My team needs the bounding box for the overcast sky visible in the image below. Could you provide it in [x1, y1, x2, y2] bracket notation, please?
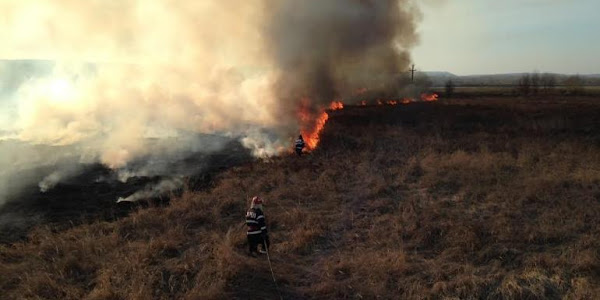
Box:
[412, 0, 600, 75]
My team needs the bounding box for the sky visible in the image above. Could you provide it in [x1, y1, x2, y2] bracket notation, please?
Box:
[413, 0, 600, 75]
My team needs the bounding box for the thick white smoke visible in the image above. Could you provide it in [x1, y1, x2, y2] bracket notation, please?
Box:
[0, 0, 421, 204]
[1, 1, 280, 159]
[116, 178, 184, 203]
[0, 1, 280, 203]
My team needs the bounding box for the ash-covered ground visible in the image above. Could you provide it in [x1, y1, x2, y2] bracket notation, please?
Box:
[0, 136, 253, 243]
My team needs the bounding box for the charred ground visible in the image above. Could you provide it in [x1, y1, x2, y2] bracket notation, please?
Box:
[0, 139, 252, 243]
[1, 96, 600, 299]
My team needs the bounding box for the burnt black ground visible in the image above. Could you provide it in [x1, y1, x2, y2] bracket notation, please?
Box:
[0, 140, 252, 243]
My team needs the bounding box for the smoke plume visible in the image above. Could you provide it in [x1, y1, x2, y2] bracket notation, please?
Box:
[0, 0, 421, 204]
[116, 178, 184, 203]
[269, 0, 420, 133]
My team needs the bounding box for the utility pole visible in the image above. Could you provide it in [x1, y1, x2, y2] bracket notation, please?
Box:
[409, 64, 417, 83]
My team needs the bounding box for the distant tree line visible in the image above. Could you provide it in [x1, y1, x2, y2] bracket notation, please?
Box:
[516, 72, 585, 96]
[516, 72, 557, 95]
[442, 74, 558, 98]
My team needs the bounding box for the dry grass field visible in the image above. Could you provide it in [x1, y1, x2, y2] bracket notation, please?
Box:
[2, 96, 600, 299]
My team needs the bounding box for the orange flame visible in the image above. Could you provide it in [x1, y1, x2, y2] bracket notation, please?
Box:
[329, 101, 344, 110]
[298, 100, 342, 151]
[300, 111, 328, 151]
[358, 98, 417, 107]
[421, 93, 439, 102]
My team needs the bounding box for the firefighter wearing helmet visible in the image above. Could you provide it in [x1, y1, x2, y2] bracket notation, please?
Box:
[245, 196, 270, 256]
[295, 135, 305, 156]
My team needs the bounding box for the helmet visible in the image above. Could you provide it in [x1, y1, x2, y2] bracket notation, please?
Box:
[251, 196, 263, 205]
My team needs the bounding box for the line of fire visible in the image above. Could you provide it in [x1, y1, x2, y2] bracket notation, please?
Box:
[297, 92, 439, 151]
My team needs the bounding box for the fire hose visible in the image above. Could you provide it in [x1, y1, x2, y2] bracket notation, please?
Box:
[240, 221, 283, 299]
[263, 235, 283, 300]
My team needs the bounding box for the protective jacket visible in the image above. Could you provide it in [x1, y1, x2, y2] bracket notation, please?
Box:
[295, 138, 305, 152]
[246, 207, 267, 235]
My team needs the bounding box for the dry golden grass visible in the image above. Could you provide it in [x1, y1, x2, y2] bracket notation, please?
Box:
[2, 96, 600, 299]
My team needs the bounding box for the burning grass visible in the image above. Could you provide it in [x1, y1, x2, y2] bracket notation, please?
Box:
[2, 96, 600, 299]
[358, 93, 439, 107]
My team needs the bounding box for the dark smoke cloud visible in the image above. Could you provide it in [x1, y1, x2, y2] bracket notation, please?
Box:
[268, 0, 420, 122]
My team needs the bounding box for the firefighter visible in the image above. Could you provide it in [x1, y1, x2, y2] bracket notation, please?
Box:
[295, 135, 305, 156]
[246, 196, 269, 256]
